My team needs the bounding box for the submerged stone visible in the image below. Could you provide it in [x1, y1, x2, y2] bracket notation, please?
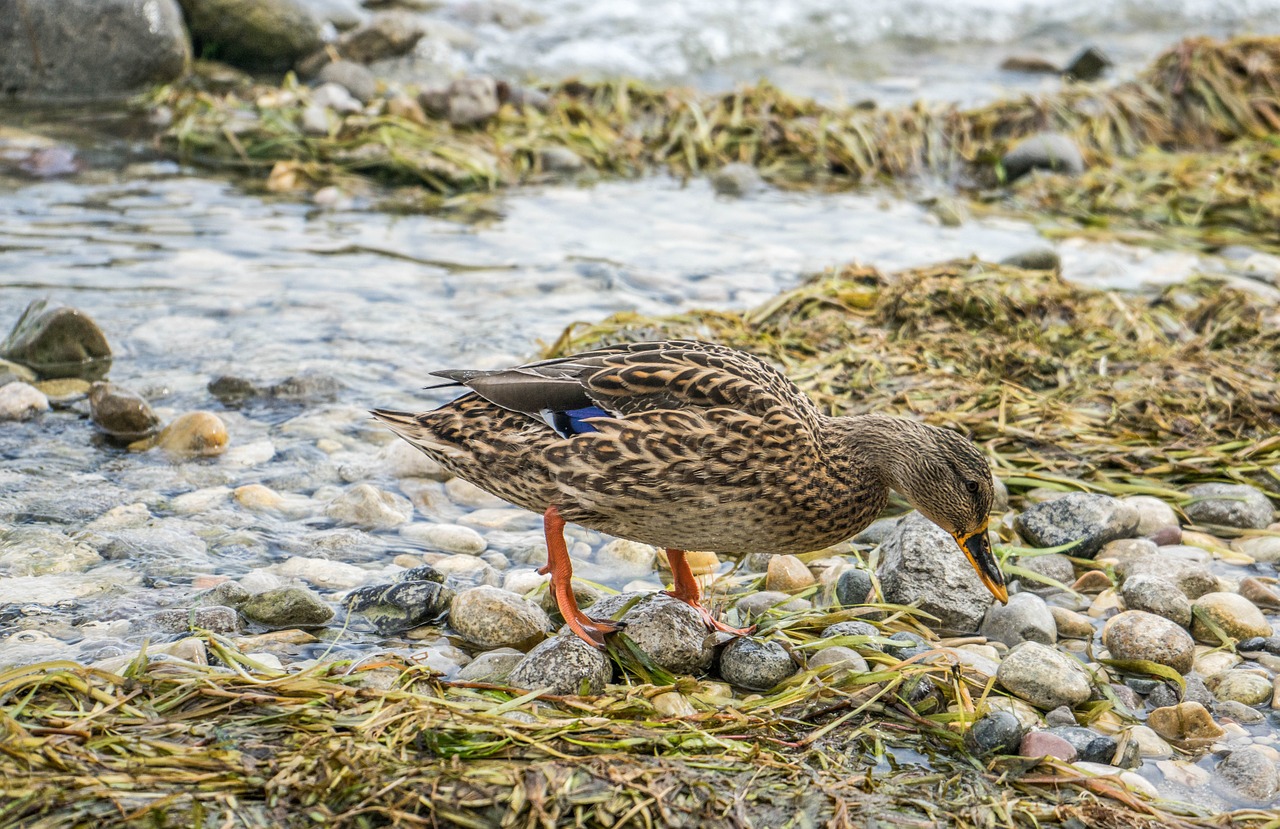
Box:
[0, 300, 111, 379]
[345, 580, 453, 634]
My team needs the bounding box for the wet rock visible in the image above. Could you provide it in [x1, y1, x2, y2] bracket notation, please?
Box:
[508, 634, 612, 695]
[766, 554, 815, 592]
[1048, 606, 1093, 639]
[1014, 553, 1075, 592]
[710, 163, 764, 197]
[199, 581, 250, 608]
[852, 516, 899, 545]
[999, 56, 1060, 74]
[1123, 496, 1179, 536]
[304, 10, 423, 71]
[997, 642, 1092, 709]
[346, 579, 453, 634]
[0, 382, 49, 421]
[1240, 577, 1280, 611]
[0, 527, 100, 576]
[145, 411, 229, 457]
[0, 300, 111, 380]
[434, 555, 501, 589]
[150, 605, 240, 634]
[326, 484, 412, 529]
[1070, 570, 1113, 594]
[1120, 575, 1192, 628]
[980, 591, 1056, 647]
[877, 513, 994, 631]
[821, 620, 880, 647]
[592, 593, 714, 674]
[179, 0, 323, 71]
[1238, 635, 1280, 656]
[450, 586, 548, 650]
[1045, 727, 1124, 765]
[835, 569, 873, 606]
[1127, 724, 1173, 758]
[1148, 674, 1213, 709]
[807, 646, 868, 680]
[207, 375, 260, 404]
[1214, 699, 1265, 724]
[0, 359, 37, 386]
[883, 631, 931, 660]
[1147, 701, 1225, 745]
[1212, 671, 1272, 706]
[267, 373, 346, 402]
[1014, 493, 1138, 558]
[1191, 592, 1272, 643]
[456, 648, 524, 682]
[0, 0, 189, 101]
[1064, 45, 1112, 81]
[240, 586, 334, 628]
[446, 77, 500, 126]
[400, 523, 487, 555]
[1001, 133, 1086, 182]
[88, 382, 161, 441]
[316, 60, 377, 103]
[275, 556, 369, 589]
[1020, 730, 1077, 761]
[734, 590, 809, 621]
[1214, 746, 1280, 803]
[999, 248, 1060, 271]
[538, 147, 585, 174]
[1183, 483, 1274, 530]
[595, 539, 657, 575]
[1193, 650, 1240, 679]
[1119, 554, 1218, 600]
[1101, 611, 1196, 674]
[1233, 535, 1280, 563]
[965, 710, 1024, 755]
[719, 637, 797, 690]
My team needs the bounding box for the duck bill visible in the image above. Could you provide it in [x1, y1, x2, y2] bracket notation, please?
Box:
[954, 526, 1008, 603]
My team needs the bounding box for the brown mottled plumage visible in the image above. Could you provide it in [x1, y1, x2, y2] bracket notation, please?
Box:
[373, 340, 1007, 647]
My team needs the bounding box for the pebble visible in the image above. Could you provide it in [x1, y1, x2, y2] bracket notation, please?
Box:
[508, 634, 612, 695]
[1233, 535, 1280, 563]
[1120, 575, 1192, 628]
[765, 554, 816, 592]
[1019, 731, 1078, 761]
[1214, 746, 1280, 803]
[709, 163, 765, 197]
[35, 377, 89, 406]
[459, 508, 538, 531]
[1240, 577, 1280, 611]
[1213, 671, 1273, 706]
[449, 586, 548, 650]
[1127, 725, 1173, 758]
[965, 710, 1024, 755]
[315, 60, 376, 103]
[88, 382, 160, 440]
[326, 484, 413, 529]
[1122, 495, 1180, 535]
[274, 556, 370, 589]
[444, 477, 507, 508]
[0, 381, 49, 420]
[346, 579, 453, 634]
[661, 548, 720, 576]
[1070, 762, 1158, 800]
[1147, 701, 1225, 745]
[538, 147, 585, 174]
[234, 483, 283, 512]
[150, 605, 240, 634]
[590, 593, 715, 674]
[719, 637, 797, 690]
[312, 82, 362, 114]
[876, 512, 994, 632]
[735, 591, 810, 621]
[1013, 493, 1138, 559]
[239, 586, 334, 628]
[386, 95, 428, 124]
[835, 569, 874, 606]
[1215, 699, 1266, 725]
[595, 539, 657, 575]
[852, 516, 899, 545]
[503, 569, 549, 596]
[1183, 483, 1274, 530]
[434, 555, 501, 588]
[1101, 610, 1196, 674]
[1014, 553, 1075, 591]
[148, 411, 229, 457]
[1191, 592, 1272, 643]
[400, 522, 487, 555]
[379, 438, 447, 480]
[1120, 555, 1218, 600]
[1001, 132, 1086, 182]
[1070, 570, 1113, 593]
[92, 638, 207, 674]
[821, 620, 880, 647]
[996, 642, 1093, 709]
[807, 646, 869, 680]
[456, 648, 525, 683]
[651, 691, 697, 717]
[1192, 649, 1240, 678]
[1065, 45, 1113, 81]
[980, 591, 1057, 647]
[445, 77, 500, 126]
[199, 581, 250, 609]
[1048, 606, 1095, 639]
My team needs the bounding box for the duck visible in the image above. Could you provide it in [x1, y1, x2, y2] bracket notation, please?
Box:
[372, 339, 1007, 648]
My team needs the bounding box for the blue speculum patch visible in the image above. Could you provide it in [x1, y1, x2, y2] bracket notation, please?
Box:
[543, 405, 609, 437]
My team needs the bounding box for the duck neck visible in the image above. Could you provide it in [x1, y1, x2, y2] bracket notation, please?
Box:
[821, 413, 928, 497]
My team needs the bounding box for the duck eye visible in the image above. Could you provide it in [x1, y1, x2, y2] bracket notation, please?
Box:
[964, 480, 980, 494]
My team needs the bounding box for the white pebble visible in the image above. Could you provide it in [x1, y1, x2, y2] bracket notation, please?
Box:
[400, 522, 487, 555]
[0, 382, 49, 420]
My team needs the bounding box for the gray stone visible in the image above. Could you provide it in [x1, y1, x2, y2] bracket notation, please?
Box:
[996, 642, 1092, 709]
[1119, 554, 1218, 599]
[538, 147, 585, 174]
[312, 82, 362, 114]
[719, 637, 797, 690]
[1013, 493, 1138, 559]
[312, 10, 422, 67]
[508, 634, 612, 695]
[207, 375, 260, 404]
[1120, 575, 1191, 628]
[456, 648, 524, 683]
[965, 710, 1024, 755]
[999, 248, 1060, 271]
[450, 586, 548, 650]
[821, 620, 880, 649]
[240, 586, 334, 628]
[1122, 496, 1180, 536]
[590, 593, 714, 674]
[199, 581, 250, 608]
[710, 163, 764, 197]
[150, 605, 240, 634]
[1148, 674, 1213, 709]
[0, 382, 49, 421]
[400, 523, 487, 555]
[852, 516, 899, 545]
[1183, 483, 1274, 530]
[1064, 45, 1112, 81]
[877, 513, 994, 632]
[0, 300, 111, 380]
[1101, 610, 1196, 674]
[734, 590, 810, 621]
[345, 580, 453, 634]
[316, 61, 377, 103]
[1214, 746, 1280, 803]
[1001, 133, 1086, 182]
[178, 0, 322, 71]
[0, 0, 189, 102]
[325, 484, 412, 529]
[89, 382, 161, 441]
[267, 373, 346, 402]
[835, 568, 873, 606]
[1014, 553, 1075, 591]
[807, 646, 868, 679]
[1213, 699, 1266, 725]
[446, 77, 500, 126]
[980, 591, 1056, 647]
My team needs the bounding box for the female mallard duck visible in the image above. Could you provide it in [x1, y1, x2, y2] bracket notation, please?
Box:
[373, 340, 1007, 648]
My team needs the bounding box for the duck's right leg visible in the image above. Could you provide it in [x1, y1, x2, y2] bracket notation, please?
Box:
[539, 506, 623, 649]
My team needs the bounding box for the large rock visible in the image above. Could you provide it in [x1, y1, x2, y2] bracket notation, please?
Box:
[1101, 610, 1196, 674]
[345, 579, 453, 634]
[0, 300, 111, 380]
[1014, 493, 1139, 559]
[589, 593, 715, 674]
[877, 513, 994, 632]
[1183, 483, 1274, 530]
[996, 642, 1092, 709]
[508, 634, 612, 695]
[178, 0, 323, 71]
[0, 0, 189, 101]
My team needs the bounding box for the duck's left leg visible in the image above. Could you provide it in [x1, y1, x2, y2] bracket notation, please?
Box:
[664, 548, 755, 635]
